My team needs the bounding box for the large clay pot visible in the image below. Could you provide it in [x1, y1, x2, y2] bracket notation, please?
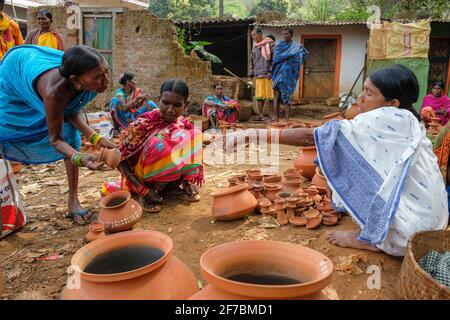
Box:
[189, 240, 334, 300]
[98, 148, 121, 169]
[61, 230, 199, 300]
[98, 191, 142, 233]
[211, 184, 257, 221]
[293, 146, 318, 180]
[311, 167, 328, 190]
[345, 104, 361, 120]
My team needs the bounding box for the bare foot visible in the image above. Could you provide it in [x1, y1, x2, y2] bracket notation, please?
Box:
[325, 230, 382, 252]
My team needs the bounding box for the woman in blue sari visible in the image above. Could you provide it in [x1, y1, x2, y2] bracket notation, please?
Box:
[0, 45, 116, 224]
[109, 72, 157, 129]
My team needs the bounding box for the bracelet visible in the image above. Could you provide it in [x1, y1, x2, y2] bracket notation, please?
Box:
[71, 153, 83, 167]
[89, 132, 103, 147]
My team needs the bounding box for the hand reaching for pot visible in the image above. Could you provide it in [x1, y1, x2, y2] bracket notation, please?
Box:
[80, 154, 106, 170]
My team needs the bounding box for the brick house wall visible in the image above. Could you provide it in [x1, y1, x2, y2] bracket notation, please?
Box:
[26, 7, 215, 109]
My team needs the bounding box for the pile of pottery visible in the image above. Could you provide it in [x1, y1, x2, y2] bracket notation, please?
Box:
[427, 117, 442, 135]
[212, 168, 340, 228]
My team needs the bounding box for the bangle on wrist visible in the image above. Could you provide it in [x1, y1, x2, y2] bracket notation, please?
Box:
[71, 153, 83, 167]
[89, 132, 103, 147]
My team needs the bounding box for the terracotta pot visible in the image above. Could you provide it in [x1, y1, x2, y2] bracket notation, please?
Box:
[10, 161, 22, 174]
[293, 146, 318, 180]
[86, 221, 106, 243]
[282, 179, 303, 194]
[263, 183, 282, 202]
[99, 148, 121, 169]
[316, 201, 335, 213]
[284, 169, 302, 180]
[247, 172, 263, 187]
[61, 230, 199, 300]
[189, 240, 334, 300]
[311, 167, 328, 190]
[276, 191, 293, 201]
[345, 104, 361, 120]
[304, 209, 320, 219]
[264, 174, 282, 184]
[211, 184, 257, 221]
[285, 198, 297, 221]
[98, 191, 142, 233]
[259, 199, 272, 218]
[306, 216, 322, 229]
[289, 216, 308, 226]
[322, 215, 338, 226]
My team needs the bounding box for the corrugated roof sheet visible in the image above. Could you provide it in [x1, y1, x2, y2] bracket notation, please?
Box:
[174, 16, 256, 26]
[255, 20, 367, 27]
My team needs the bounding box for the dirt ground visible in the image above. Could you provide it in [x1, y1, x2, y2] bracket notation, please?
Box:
[0, 104, 403, 300]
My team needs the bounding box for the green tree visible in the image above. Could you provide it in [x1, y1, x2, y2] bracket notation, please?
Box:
[250, 0, 289, 15]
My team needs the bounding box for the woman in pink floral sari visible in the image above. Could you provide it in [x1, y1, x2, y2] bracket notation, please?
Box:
[420, 80, 450, 126]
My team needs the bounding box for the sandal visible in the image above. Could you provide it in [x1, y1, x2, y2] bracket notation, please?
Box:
[139, 198, 162, 213]
[66, 209, 94, 225]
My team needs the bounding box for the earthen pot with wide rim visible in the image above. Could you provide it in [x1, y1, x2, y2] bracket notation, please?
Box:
[293, 146, 318, 180]
[311, 167, 328, 190]
[86, 221, 106, 243]
[98, 148, 122, 169]
[282, 179, 303, 194]
[211, 184, 257, 221]
[188, 240, 334, 300]
[61, 230, 199, 300]
[264, 174, 282, 184]
[345, 104, 361, 120]
[98, 191, 143, 233]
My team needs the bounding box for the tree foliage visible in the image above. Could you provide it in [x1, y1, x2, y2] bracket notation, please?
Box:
[149, 0, 450, 21]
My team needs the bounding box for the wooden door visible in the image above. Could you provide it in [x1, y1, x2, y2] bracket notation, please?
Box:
[302, 38, 337, 101]
[428, 37, 450, 96]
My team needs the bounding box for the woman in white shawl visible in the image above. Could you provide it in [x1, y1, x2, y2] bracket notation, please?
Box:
[221, 65, 448, 256]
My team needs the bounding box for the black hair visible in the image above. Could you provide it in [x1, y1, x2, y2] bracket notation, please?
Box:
[59, 45, 106, 79]
[119, 72, 134, 85]
[160, 79, 189, 100]
[37, 9, 53, 21]
[283, 27, 294, 36]
[213, 81, 223, 89]
[432, 80, 445, 90]
[253, 27, 263, 34]
[368, 64, 420, 121]
[267, 34, 275, 41]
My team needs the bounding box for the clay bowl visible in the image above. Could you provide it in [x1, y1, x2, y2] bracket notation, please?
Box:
[198, 240, 334, 299]
[211, 184, 257, 221]
[98, 148, 122, 169]
[304, 209, 320, 220]
[306, 216, 322, 230]
[264, 174, 283, 184]
[322, 211, 339, 218]
[289, 216, 308, 226]
[322, 215, 338, 226]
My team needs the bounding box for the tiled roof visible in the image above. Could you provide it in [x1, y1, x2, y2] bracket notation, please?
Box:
[174, 16, 256, 26]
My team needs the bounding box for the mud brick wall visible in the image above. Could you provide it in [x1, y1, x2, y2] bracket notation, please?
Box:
[113, 10, 213, 108]
[27, 6, 79, 49]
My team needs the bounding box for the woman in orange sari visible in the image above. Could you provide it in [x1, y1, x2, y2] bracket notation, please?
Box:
[433, 123, 450, 217]
[0, 1, 24, 60]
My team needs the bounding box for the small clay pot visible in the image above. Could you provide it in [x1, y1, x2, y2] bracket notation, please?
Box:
[289, 216, 308, 226]
[284, 169, 302, 180]
[282, 179, 303, 194]
[98, 191, 143, 233]
[304, 209, 320, 219]
[86, 221, 106, 243]
[264, 174, 282, 184]
[293, 146, 318, 180]
[263, 183, 282, 202]
[211, 184, 257, 221]
[316, 201, 335, 213]
[276, 191, 293, 200]
[322, 215, 338, 226]
[99, 148, 121, 169]
[306, 216, 322, 229]
[311, 167, 328, 190]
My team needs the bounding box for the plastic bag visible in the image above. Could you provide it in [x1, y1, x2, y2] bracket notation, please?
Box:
[84, 111, 114, 139]
[0, 160, 27, 239]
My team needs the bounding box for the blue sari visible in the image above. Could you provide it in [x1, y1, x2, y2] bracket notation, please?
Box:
[0, 45, 97, 164]
[272, 41, 308, 105]
[109, 87, 157, 128]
